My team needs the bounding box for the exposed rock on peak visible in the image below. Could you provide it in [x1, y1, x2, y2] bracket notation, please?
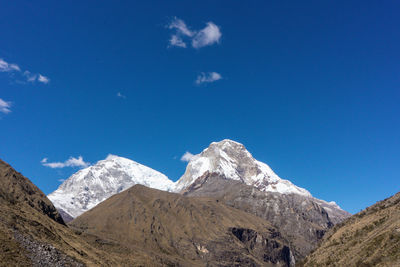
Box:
[176, 139, 349, 225]
[175, 139, 312, 197]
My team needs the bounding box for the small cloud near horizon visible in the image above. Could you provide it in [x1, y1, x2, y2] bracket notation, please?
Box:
[167, 17, 221, 49]
[41, 156, 90, 169]
[195, 72, 222, 85]
[181, 151, 195, 162]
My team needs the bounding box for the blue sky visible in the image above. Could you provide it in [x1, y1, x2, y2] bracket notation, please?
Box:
[1, 1, 399, 214]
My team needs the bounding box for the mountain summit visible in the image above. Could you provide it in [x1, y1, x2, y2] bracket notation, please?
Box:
[175, 140, 348, 222]
[175, 139, 311, 196]
[48, 155, 174, 219]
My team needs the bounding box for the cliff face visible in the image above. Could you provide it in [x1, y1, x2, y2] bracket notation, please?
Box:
[303, 191, 400, 266]
[184, 172, 340, 259]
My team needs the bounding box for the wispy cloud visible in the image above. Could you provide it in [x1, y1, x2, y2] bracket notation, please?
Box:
[195, 72, 222, 85]
[23, 71, 37, 82]
[167, 17, 221, 49]
[0, 58, 49, 84]
[0, 59, 20, 72]
[168, 17, 194, 37]
[0, 98, 11, 114]
[117, 92, 126, 99]
[41, 156, 90, 169]
[58, 178, 66, 183]
[181, 151, 195, 162]
[169, 35, 187, 48]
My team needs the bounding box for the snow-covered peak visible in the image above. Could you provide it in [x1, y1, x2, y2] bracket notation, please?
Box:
[174, 139, 311, 197]
[48, 155, 174, 218]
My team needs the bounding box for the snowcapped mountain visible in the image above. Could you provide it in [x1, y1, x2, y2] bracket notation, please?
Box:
[174, 139, 349, 222]
[48, 154, 174, 218]
[48, 139, 348, 223]
[174, 139, 311, 196]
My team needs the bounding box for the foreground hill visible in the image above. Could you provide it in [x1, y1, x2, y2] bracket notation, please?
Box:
[0, 159, 105, 266]
[303, 191, 400, 266]
[0, 159, 173, 266]
[70, 184, 296, 266]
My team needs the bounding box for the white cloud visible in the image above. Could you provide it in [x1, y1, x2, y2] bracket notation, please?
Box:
[169, 35, 187, 48]
[58, 178, 66, 183]
[195, 72, 222, 85]
[192, 22, 222, 49]
[38, 74, 50, 84]
[168, 17, 194, 37]
[41, 156, 90, 169]
[167, 18, 221, 49]
[181, 151, 195, 162]
[117, 92, 126, 99]
[0, 58, 49, 84]
[0, 98, 11, 114]
[0, 59, 20, 72]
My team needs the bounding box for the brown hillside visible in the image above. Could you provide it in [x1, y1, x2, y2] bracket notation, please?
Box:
[70, 184, 296, 266]
[302, 191, 400, 267]
[0, 159, 162, 266]
[0, 159, 64, 225]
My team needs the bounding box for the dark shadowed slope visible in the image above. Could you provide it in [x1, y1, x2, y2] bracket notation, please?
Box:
[303, 191, 400, 266]
[70, 184, 296, 267]
[0, 159, 156, 266]
[0, 159, 64, 225]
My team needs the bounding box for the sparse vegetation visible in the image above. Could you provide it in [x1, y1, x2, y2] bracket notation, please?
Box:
[303, 191, 400, 267]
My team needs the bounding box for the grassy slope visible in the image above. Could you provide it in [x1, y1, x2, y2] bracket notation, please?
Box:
[303, 192, 400, 267]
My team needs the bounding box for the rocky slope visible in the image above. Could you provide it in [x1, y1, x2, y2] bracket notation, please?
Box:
[176, 140, 351, 259]
[302, 191, 400, 266]
[0, 160, 116, 266]
[184, 173, 332, 259]
[49, 154, 174, 219]
[70, 184, 296, 267]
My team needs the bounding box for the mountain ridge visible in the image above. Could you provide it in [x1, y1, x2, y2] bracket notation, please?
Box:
[49, 139, 349, 223]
